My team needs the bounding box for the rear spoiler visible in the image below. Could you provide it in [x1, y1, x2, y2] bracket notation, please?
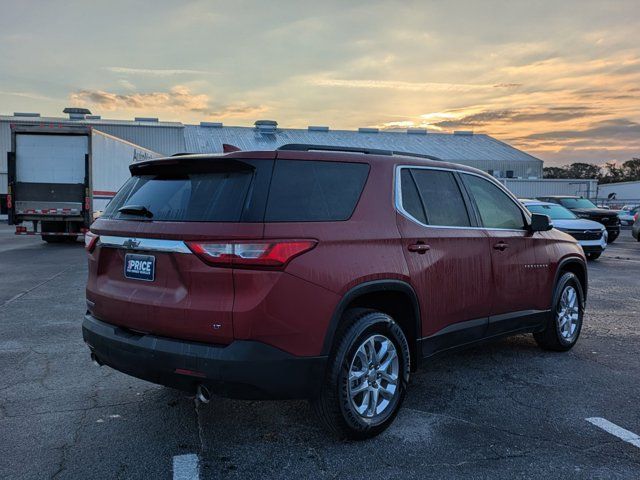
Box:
[130, 156, 255, 175]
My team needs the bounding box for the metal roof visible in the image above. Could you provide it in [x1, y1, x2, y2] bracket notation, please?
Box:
[0, 113, 541, 164]
[183, 125, 542, 164]
[0, 115, 186, 156]
[1, 113, 544, 192]
[0, 115, 183, 127]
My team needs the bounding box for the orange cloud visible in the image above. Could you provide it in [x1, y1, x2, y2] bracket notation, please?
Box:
[70, 85, 209, 112]
[69, 86, 266, 120]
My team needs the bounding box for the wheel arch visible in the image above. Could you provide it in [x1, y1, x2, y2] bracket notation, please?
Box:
[555, 257, 588, 302]
[321, 280, 422, 369]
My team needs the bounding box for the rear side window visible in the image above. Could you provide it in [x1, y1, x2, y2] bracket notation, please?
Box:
[103, 171, 254, 222]
[400, 170, 426, 224]
[462, 174, 526, 229]
[265, 160, 369, 222]
[400, 168, 470, 227]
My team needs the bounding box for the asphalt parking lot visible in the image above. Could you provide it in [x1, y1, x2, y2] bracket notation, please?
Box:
[1, 224, 639, 479]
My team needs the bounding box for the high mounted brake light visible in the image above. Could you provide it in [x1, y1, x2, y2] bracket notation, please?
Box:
[85, 231, 99, 252]
[186, 240, 317, 269]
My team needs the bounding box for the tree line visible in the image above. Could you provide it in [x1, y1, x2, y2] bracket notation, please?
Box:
[543, 158, 640, 184]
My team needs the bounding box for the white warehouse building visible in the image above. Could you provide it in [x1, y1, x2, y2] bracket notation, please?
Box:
[1, 109, 546, 215]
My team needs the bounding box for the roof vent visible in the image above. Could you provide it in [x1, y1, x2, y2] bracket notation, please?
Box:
[13, 112, 40, 117]
[255, 119, 278, 134]
[407, 128, 427, 135]
[453, 130, 473, 136]
[86, 115, 101, 120]
[63, 107, 91, 120]
[200, 122, 223, 128]
[358, 127, 379, 133]
[308, 126, 329, 132]
[135, 117, 159, 122]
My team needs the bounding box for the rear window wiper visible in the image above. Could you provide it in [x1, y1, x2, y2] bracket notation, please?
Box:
[118, 205, 154, 218]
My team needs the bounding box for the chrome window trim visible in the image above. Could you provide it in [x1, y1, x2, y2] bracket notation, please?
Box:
[394, 165, 532, 232]
[98, 235, 192, 254]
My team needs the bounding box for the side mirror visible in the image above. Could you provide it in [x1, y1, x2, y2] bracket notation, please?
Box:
[530, 213, 552, 232]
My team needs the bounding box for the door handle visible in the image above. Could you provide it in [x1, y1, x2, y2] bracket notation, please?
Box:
[493, 242, 509, 251]
[408, 243, 430, 254]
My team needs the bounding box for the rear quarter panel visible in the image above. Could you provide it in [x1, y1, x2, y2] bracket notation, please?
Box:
[265, 155, 409, 295]
[260, 157, 410, 353]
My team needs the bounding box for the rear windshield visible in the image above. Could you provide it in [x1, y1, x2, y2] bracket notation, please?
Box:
[102, 158, 369, 223]
[265, 160, 369, 222]
[102, 171, 254, 222]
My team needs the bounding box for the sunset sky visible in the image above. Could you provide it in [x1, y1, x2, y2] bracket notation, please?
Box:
[1, 0, 638, 165]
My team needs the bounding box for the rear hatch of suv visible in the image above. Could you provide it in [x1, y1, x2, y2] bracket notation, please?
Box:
[86, 153, 275, 345]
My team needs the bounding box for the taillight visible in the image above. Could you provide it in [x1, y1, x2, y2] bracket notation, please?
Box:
[85, 231, 99, 252]
[6, 193, 12, 209]
[634, 212, 639, 222]
[187, 240, 317, 269]
[84, 196, 91, 211]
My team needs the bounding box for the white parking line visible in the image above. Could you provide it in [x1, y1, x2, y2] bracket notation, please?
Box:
[173, 454, 200, 480]
[586, 417, 640, 449]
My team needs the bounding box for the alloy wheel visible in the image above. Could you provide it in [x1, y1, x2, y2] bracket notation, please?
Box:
[557, 285, 580, 342]
[348, 334, 399, 419]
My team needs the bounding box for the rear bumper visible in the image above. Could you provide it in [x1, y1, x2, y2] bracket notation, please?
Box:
[82, 314, 327, 400]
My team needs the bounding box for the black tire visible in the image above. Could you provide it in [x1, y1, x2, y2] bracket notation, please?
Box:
[534, 272, 584, 351]
[311, 309, 410, 440]
[607, 233, 618, 244]
[586, 252, 601, 261]
[42, 235, 66, 243]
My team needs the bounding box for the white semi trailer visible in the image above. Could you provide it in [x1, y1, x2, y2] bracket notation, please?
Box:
[7, 124, 160, 242]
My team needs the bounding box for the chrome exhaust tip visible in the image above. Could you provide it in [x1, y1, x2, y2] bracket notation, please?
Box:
[196, 384, 211, 404]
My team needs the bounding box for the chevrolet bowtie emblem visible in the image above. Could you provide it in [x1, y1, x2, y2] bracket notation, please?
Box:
[123, 238, 141, 249]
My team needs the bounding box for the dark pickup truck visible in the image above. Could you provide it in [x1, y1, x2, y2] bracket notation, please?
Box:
[537, 196, 620, 243]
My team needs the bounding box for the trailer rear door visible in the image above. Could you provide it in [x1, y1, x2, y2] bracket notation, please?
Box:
[14, 133, 88, 216]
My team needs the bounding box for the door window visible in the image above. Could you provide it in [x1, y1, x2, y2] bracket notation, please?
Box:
[400, 168, 470, 227]
[462, 174, 526, 229]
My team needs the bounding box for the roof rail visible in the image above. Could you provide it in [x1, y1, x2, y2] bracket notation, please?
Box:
[276, 143, 441, 161]
[277, 144, 392, 155]
[391, 151, 442, 161]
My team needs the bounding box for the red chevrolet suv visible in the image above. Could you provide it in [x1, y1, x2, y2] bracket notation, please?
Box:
[83, 145, 587, 439]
